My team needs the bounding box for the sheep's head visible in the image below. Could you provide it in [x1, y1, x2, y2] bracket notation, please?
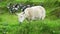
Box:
[17, 12, 26, 23]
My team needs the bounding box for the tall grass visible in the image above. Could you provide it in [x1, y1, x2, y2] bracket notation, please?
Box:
[0, 13, 60, 34]
[0, 0, 60, 34]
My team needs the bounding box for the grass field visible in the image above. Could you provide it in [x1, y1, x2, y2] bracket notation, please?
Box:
[0, 13, 60, 34]
[0, 0, 60, 34]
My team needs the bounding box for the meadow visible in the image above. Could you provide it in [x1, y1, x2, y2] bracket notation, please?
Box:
[0, 0, 60, 34]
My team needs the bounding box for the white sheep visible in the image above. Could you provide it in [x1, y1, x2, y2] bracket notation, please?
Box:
[17, 6, 46, 23]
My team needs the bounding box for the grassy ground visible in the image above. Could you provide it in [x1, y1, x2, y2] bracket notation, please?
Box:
[0, 11, 60, 34]
[0, 0, 60, 34]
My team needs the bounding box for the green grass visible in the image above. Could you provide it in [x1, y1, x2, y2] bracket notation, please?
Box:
[0, 13, 60, 34]
[0, 13, 18, 25]
[0, 0, 60, 34]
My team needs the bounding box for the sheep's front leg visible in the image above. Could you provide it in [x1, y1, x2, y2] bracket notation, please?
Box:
[31, 16, 35, 20]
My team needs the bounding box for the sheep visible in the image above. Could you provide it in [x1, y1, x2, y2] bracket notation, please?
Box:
[17, 6, 46, 23]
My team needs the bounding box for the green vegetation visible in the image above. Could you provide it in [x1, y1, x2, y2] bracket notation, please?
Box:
[0, 0, 60, 34]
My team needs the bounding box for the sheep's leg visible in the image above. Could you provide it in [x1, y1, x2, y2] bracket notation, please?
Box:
[31, 16, 35, 20]
[41, 14, 45, 20]
[26, 18, 31, 23]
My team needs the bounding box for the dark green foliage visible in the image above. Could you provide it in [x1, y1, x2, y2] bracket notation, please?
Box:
[49, 7, 60, 20]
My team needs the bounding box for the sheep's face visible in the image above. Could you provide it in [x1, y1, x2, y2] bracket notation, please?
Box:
[18, 12, 25, 23]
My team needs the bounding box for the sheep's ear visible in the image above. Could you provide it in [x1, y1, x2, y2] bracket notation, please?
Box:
[23, 12, 25, 14]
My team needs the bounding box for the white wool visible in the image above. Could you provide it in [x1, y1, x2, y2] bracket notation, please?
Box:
[17, 12, 25, 22]
[24, 6, 46, 20]
[17, 6, 46, 22]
